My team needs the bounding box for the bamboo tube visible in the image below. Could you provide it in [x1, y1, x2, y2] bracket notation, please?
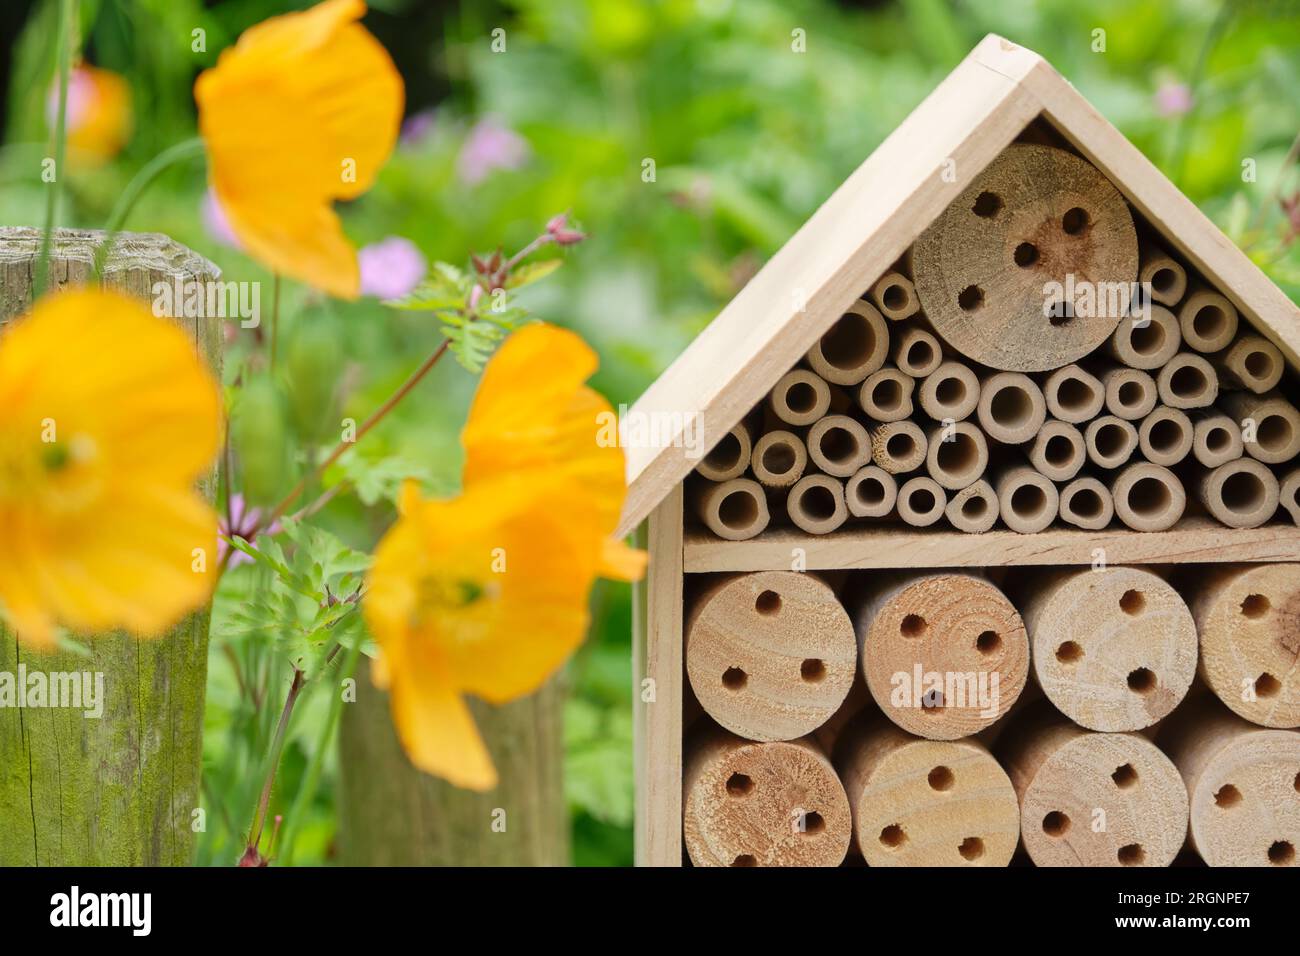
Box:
[683, 729, 851, 867]
[897, 476, 947, 527]
[994, 464, 1059, 534]
[1084, 415, 1139, 469]
[977, 372, 1047, 444]
[805, 301, 889, 386]
[1213, 334, 1284, 394]
[1138, 240, 1187, 306]
[1282, 469, 1300, 525]
[1043, 364, 1104, 424]
[910, 144, 1137, 372]
[1021, 567, 1198, 731]
[1178, 287, 1239, 353]
[1196, 458, 1279, 529]
[1156, 352, 1218, 409]
[1192, 412, 1243, 468]
[1111, 463, 1185, 531]
[1220, 391, 1300, 465]
[869, 270, 920, 322]
[858, 366, 915, 422]
[1157, 696, 1300, 867]
[751, 430, 807, 488]
[1029, 420, 1086, 482]
[870, 420, 927, 474]
[1108, 306, 1181, 370]
[1099, 365, 1158, 421]
[918, 360, 979, 422]
[1189, 564, 1300, 729]
[925, 421, 988, 490]
[768, 369, 832, 426]
[945, 480, 999, 533]
[695, 419, 753, 481]
[1059, 476, 1114, 530]
[854, 573, 1028, 740]
[787, 474, 848, 535]
[694, 477, 770, 540]
[890, 325, 942, 378]
[835, 715, 1019, 867]
[845, 465, 897, 519]
[1000, 710, 1188, 867]
[807, 414, 872, 477]
[686, 572, 857, 741]
[1137, 406, 1193, 466]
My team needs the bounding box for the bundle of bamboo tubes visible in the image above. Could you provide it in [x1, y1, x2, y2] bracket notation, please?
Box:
[689, 144, 1299, 541]
[682, 563, 1300, 867]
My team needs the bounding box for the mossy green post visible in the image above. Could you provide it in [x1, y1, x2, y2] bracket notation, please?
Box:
[0, 228, 221, 865]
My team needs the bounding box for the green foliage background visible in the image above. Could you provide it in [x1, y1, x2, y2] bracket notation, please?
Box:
[3, 0, 1298, 866]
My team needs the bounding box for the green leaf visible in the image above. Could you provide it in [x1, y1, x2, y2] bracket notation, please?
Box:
[506, 258, 563, 289]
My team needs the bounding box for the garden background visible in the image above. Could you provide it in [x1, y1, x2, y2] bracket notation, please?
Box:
[1, 0, 1297, 866]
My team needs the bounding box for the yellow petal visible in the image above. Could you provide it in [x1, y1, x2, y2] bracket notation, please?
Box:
[388, 651, 498, 791]
[598, 536, 648, 582]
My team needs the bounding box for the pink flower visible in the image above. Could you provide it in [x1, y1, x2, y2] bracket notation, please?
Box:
[46, 67, 94, 129]
[401, 108, 437, 147]
[457, 117, 529, 185]
[359, 237, 426, 299]
[545, 211, 586, 246]
[1155, 82, 1193, 118]
[201, 187, 243, 250]
[219, 494, 279, 568]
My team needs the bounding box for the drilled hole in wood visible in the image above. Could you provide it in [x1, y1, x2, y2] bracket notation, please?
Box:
[1120, 589, 1145, 616]
[1258, 414, 1294, 454]
[928, 766, 955, 791]
[1042, 811, 1070, 837]
[1056, 640, 1084, 664]
[1112, 763, 1138, 789]
[800, 811, 825, 835]
[1294, 772, 1299, 794]
[718, 490, 758, 529]
[1046, 298, 1075, 326]
[1013, 241, 1039, 267]
[1062, 206, 1090, 234]
[1117, 843, 1145, 866]
[900, 613, 927, 638]
[721, 667, 747, 691]
[976, 630, 1001, 655]
[958, 285, 984, 312]
[958, 837, 984, 861]
[755, 590, 781, 616]
[800, 658, 826, 683]
[1214, 784, 1242, 808]
[921, 689, 945, 713]
[879, 824, 906, 848]
[972, 191, 1002, 218]
[1240, 593, 1270, 619]
[726, 773, 754, 797]
[1268, 841, 1295, 866]
[731, 854, 757, 867]
[1127, 667, 1156, 694]
[1256, 673, 1281, 698]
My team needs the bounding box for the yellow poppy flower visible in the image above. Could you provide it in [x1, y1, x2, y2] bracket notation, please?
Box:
[50, 64, 133, 167]
[364, 324, 646, 789]
[0, 290, 222, 648]
[194, 0, 404, 299]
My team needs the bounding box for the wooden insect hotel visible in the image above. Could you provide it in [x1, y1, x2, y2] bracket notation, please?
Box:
[623, 36, 1300, 868]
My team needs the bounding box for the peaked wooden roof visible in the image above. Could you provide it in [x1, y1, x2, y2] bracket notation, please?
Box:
[614, 33, 1300, 538]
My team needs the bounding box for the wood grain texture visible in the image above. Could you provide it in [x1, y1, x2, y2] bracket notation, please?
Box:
[0, 228, 220, 866]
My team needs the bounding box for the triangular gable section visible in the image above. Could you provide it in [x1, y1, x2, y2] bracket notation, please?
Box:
[614, 34, 1300, 538]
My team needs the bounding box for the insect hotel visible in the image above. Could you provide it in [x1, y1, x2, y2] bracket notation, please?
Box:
[621, 36, 1300, 867]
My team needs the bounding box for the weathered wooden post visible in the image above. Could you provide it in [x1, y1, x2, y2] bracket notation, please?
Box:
[0, 228, 221, 865]
[337, 678, 568, 866]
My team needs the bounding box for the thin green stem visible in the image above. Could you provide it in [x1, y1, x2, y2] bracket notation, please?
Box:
[247, 667, 304, 855]
[92, 137, 206, 277]
[34, 0, 77, 299]
[269, 273, 282, 370]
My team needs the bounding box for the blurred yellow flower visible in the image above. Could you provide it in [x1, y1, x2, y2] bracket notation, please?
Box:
[364, 324, 645, 790]
[0, 290, 222, 648]
[49, 64, 133, 167]
[194, 0, 403, 299]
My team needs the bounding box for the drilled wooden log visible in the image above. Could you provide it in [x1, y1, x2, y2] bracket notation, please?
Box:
[683, 729, 851, 867]
[1000, 707, 1188, 867]
[854, 573, 1028, 740]
[1158, 696, 1300, 867]
[912, 144, 1138, 372]
[805, 301, 888, 386]
[685, 572, 856, 742]
[0, 228, 220, 866]
[1189, 564, 1300, 728]
[1021, 567, 1197, 731]
[836, 714, 1018, 866]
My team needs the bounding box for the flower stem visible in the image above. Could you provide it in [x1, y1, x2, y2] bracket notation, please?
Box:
[268, 273, 281, 370]
[255, 338, 450, 532]
[247, 667, 304, 856]
[33, 0, 77, 299]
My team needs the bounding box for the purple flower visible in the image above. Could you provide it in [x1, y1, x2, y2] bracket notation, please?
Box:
[1154, 82, 1193, 118]
[201, 187, 243, 250]
[401, 108, 437, 147]
[46, 67, 93, 130]
[219, 494, 279, 568]
[359, 237, 427, 299]
[457, 117, 529, 185]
